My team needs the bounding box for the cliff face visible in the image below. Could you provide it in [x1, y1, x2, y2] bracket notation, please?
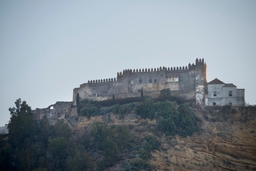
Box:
[150, 107, 256, 171]
[74, 106, 256, 171]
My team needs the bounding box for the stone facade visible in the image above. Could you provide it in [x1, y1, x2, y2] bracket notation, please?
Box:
[32, 101, 73, 125]
[205, 78, 245, 106]
[31, 59, 247, 125]
[73, 58, 207, 105]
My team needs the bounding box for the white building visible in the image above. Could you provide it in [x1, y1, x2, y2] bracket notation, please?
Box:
[205, 78, 245, 106]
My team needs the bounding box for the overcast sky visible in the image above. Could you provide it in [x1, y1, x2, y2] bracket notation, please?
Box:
[1, 0, 256, 126]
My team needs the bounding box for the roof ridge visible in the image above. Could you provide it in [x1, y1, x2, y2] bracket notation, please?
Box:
[208, 78, 225, 84]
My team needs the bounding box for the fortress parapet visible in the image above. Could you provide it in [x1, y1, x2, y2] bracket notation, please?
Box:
[87, 78, 117, 84]
[73, 58, 207, 106]
[116, 63, 195, 78]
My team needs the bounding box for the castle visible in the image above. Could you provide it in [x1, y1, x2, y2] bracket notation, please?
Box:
[33, 58, 245, 124]
[73, 58, 207, 106]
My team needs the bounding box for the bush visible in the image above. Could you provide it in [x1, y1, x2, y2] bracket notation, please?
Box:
[157, 117, 177, 136]
[80, 104, 99, 118]
[130, 158, 152, 171]
[112, 104, 132, 115]
[140, 135, 160, 159]
[136, 99, 199, 137]
[136, 98, 155, 120]
[178, 104, 199, 137]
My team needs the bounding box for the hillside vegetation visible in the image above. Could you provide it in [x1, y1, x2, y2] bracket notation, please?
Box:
[1, 97, 256, 171]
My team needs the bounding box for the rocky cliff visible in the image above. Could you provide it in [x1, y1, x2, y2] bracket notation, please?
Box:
[71, 106, 256, 171]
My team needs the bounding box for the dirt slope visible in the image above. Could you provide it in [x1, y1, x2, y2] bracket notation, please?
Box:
[75, 106, 256, 171]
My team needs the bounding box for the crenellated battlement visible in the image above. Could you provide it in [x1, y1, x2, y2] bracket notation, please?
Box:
[116, 58, 205, 77]
[87, 78, 117, 84]
[196, 58, 204, 64]
[117, 65, 193, 77]
[73, 58, 207, 106]
[80, 58, 205, 87]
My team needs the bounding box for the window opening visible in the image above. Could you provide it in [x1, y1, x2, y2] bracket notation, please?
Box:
[229, 91, 232, 96]
[213, 91, 217, 96]
[213, 102, 216, 106]
[139, 78, 142, 84]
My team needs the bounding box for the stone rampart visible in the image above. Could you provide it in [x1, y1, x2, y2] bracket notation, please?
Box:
[73, 58, 207, 106]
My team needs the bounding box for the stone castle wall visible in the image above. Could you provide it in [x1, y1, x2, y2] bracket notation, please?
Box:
[32, 101, 73, 125]
[73, 58, 207, 105]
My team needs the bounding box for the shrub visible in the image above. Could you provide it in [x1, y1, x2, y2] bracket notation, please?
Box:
[140, 135, 160, 159]
[136, 98, 155, 120]
[178, 104, 199, 137]
[130, 158, 152, 170]
[136, 99, 199, 137]
[80, 104, 98, 118]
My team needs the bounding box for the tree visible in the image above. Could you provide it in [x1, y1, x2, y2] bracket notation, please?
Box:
[178, 104, 198, 137]
[141, 87, 144, 97]
[103, 136, 119, 166]
[48, 137, 68, 170]
[7, 99, 37, 170]
[76, 93, 80, 114]
[136, 98, 155, 119]
[8, 98, 35, 148]
[76, 93, 80, 106]
[68, 148, 93, 171]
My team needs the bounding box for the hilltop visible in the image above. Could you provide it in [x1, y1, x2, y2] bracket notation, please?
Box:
[69, 99, 256, 171]
[1, 98, 256, 171]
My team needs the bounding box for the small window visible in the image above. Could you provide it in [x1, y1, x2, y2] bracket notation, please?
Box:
[229, 91, 232, 96]
[149, 79, 152, 83]
[213, 102, 216, 106]
[154, 79, 157, 83]
[213, 91, 217, 96]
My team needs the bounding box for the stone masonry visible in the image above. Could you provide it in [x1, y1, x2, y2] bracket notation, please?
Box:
[73, 58, 207, 105]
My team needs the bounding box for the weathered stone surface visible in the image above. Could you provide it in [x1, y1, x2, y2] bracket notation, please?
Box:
[73, 59, 207, 105]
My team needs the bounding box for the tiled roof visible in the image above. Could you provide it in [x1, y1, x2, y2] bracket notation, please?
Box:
[208, 78, 225, 84]
[223, 83, 236, 87]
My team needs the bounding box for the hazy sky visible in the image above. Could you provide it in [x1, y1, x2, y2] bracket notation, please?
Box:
[1, 0, 256, 126]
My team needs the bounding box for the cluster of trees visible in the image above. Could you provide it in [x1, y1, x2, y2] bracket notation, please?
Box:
[0, 99, 162, 171]
[0, 99, 93, 171]
[136, 99, 199, 137]
[88, 123, 131, 169]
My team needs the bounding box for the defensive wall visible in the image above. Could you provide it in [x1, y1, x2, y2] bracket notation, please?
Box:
[30, 58, 248, 126]
[32, 101, 75, 125]
[73, 58, 207, 106]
